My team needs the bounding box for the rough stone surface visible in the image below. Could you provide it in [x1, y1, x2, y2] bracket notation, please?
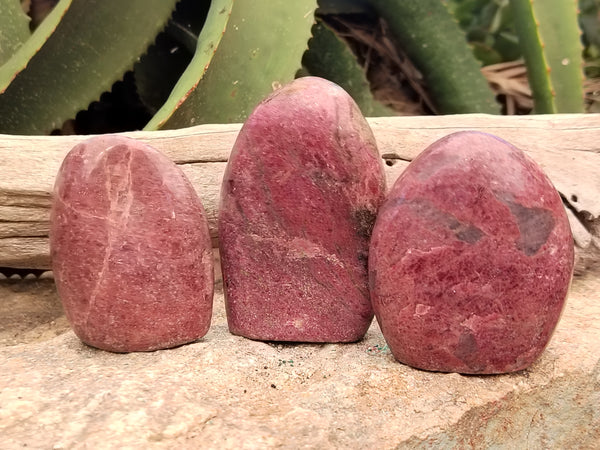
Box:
[0, 275, 68, 347]
[369, 131, 574, 374]
[219, 77, 386, 342]
[50, 135, 213, 352]
[0, 269, 598, 449]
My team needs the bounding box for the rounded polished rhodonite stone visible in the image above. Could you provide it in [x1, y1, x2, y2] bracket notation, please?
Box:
[219, 77, 387, 342]
[369, 131, 574, 374]
[51, 135, 214, 352]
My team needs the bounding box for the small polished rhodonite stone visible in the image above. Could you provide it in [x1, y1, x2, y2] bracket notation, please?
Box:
[219, 77, 387, 342]
[51, 135, 214, 352]
[369, 131, 574, 374]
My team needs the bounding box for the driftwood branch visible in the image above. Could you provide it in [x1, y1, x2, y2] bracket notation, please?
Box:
[1, 114, 599, 272]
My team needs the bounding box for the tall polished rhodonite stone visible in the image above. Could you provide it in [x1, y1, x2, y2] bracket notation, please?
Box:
[369, 131, 574, 374]
[51, 135, 214, 352]
[219, 77, 387, 342]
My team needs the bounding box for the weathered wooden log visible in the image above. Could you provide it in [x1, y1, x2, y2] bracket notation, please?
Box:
[1, 114, 598, 272]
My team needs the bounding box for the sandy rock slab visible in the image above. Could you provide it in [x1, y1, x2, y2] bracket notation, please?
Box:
[1, 273, 599, 449]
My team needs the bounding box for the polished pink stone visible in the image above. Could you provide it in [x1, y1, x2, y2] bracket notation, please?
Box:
[219, 77, 387, 342]
[369, 131, 574, 374]
[50, 135, 213, 352]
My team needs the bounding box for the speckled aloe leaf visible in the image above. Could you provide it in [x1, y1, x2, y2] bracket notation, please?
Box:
[0, 0, 31, 66]
[145, 0, 317, 130]
[142, 0, 233, 129]
[509, 0, 584, 113]
[367, 0, 500, 114]
[134, 1, 211, 115]
[302, 21, 394, 117]
[0, 0, 178, 135]
[0, 0, 71, 93]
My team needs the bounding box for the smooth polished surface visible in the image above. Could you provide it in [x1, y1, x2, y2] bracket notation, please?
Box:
[369, 131, 574, 374]
[51, 136, 213, 352]
[219, 77, 387, 342]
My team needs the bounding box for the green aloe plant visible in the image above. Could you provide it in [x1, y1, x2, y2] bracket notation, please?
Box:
[145, 0, 317, 130]
[0, 0, 179, 135]
[0, 0, 31, 66]
[509, 0, 584, 113]
[301, 21, 394, 117]
[0, 0, 590, 137]
[367, 0, 501, 114]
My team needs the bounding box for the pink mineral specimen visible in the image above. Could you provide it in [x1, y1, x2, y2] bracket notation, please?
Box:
[219, 77, 387, 342]
[369, 131, 574, 374]
[50, 135, 214, 352]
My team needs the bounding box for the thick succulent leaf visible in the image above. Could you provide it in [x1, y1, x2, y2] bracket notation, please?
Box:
[0, 0, 178, 135]
[510, 0, 584, 113]
[447, 0, 521, 64]
[0, 0, 31, 66]
[302, 21, 394, 117]
[146, 0, 317, 130]
[367, 0, 500, 114]
[0, 0, 71, 93]
[134, 0, 211, 114]
[143, 0, 234, 130]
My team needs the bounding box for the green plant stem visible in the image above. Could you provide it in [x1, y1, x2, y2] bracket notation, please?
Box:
[509, 0, 584, 113]
[367, 0, 500, 114]
[147, 0, 317, 130]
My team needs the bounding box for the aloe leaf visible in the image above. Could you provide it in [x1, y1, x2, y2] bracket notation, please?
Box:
[143, 0, 234, 130]
[134, 1, 211, 115]
[0, 0, 178, 135]
[0, 0, 31, 66]
[302, 21, 394, 117]
[366, 0, 500, 114]
[0, 0, 72, 93]
[509, 0, 584, 113]
[146, 0, 317, 130]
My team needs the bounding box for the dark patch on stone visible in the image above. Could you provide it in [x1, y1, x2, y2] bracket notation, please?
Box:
[400, 199, 485, 244]
[352, 208, 377, 239]
[449, 221, 484, 244]
[455, 227, 484, 244]
[357, 251, 368, 271]
[455, 332, 480, 370]
[505, 200, 555, 256]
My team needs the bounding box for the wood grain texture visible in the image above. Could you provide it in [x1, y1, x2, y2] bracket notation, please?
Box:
[1, 114, 598, 271]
